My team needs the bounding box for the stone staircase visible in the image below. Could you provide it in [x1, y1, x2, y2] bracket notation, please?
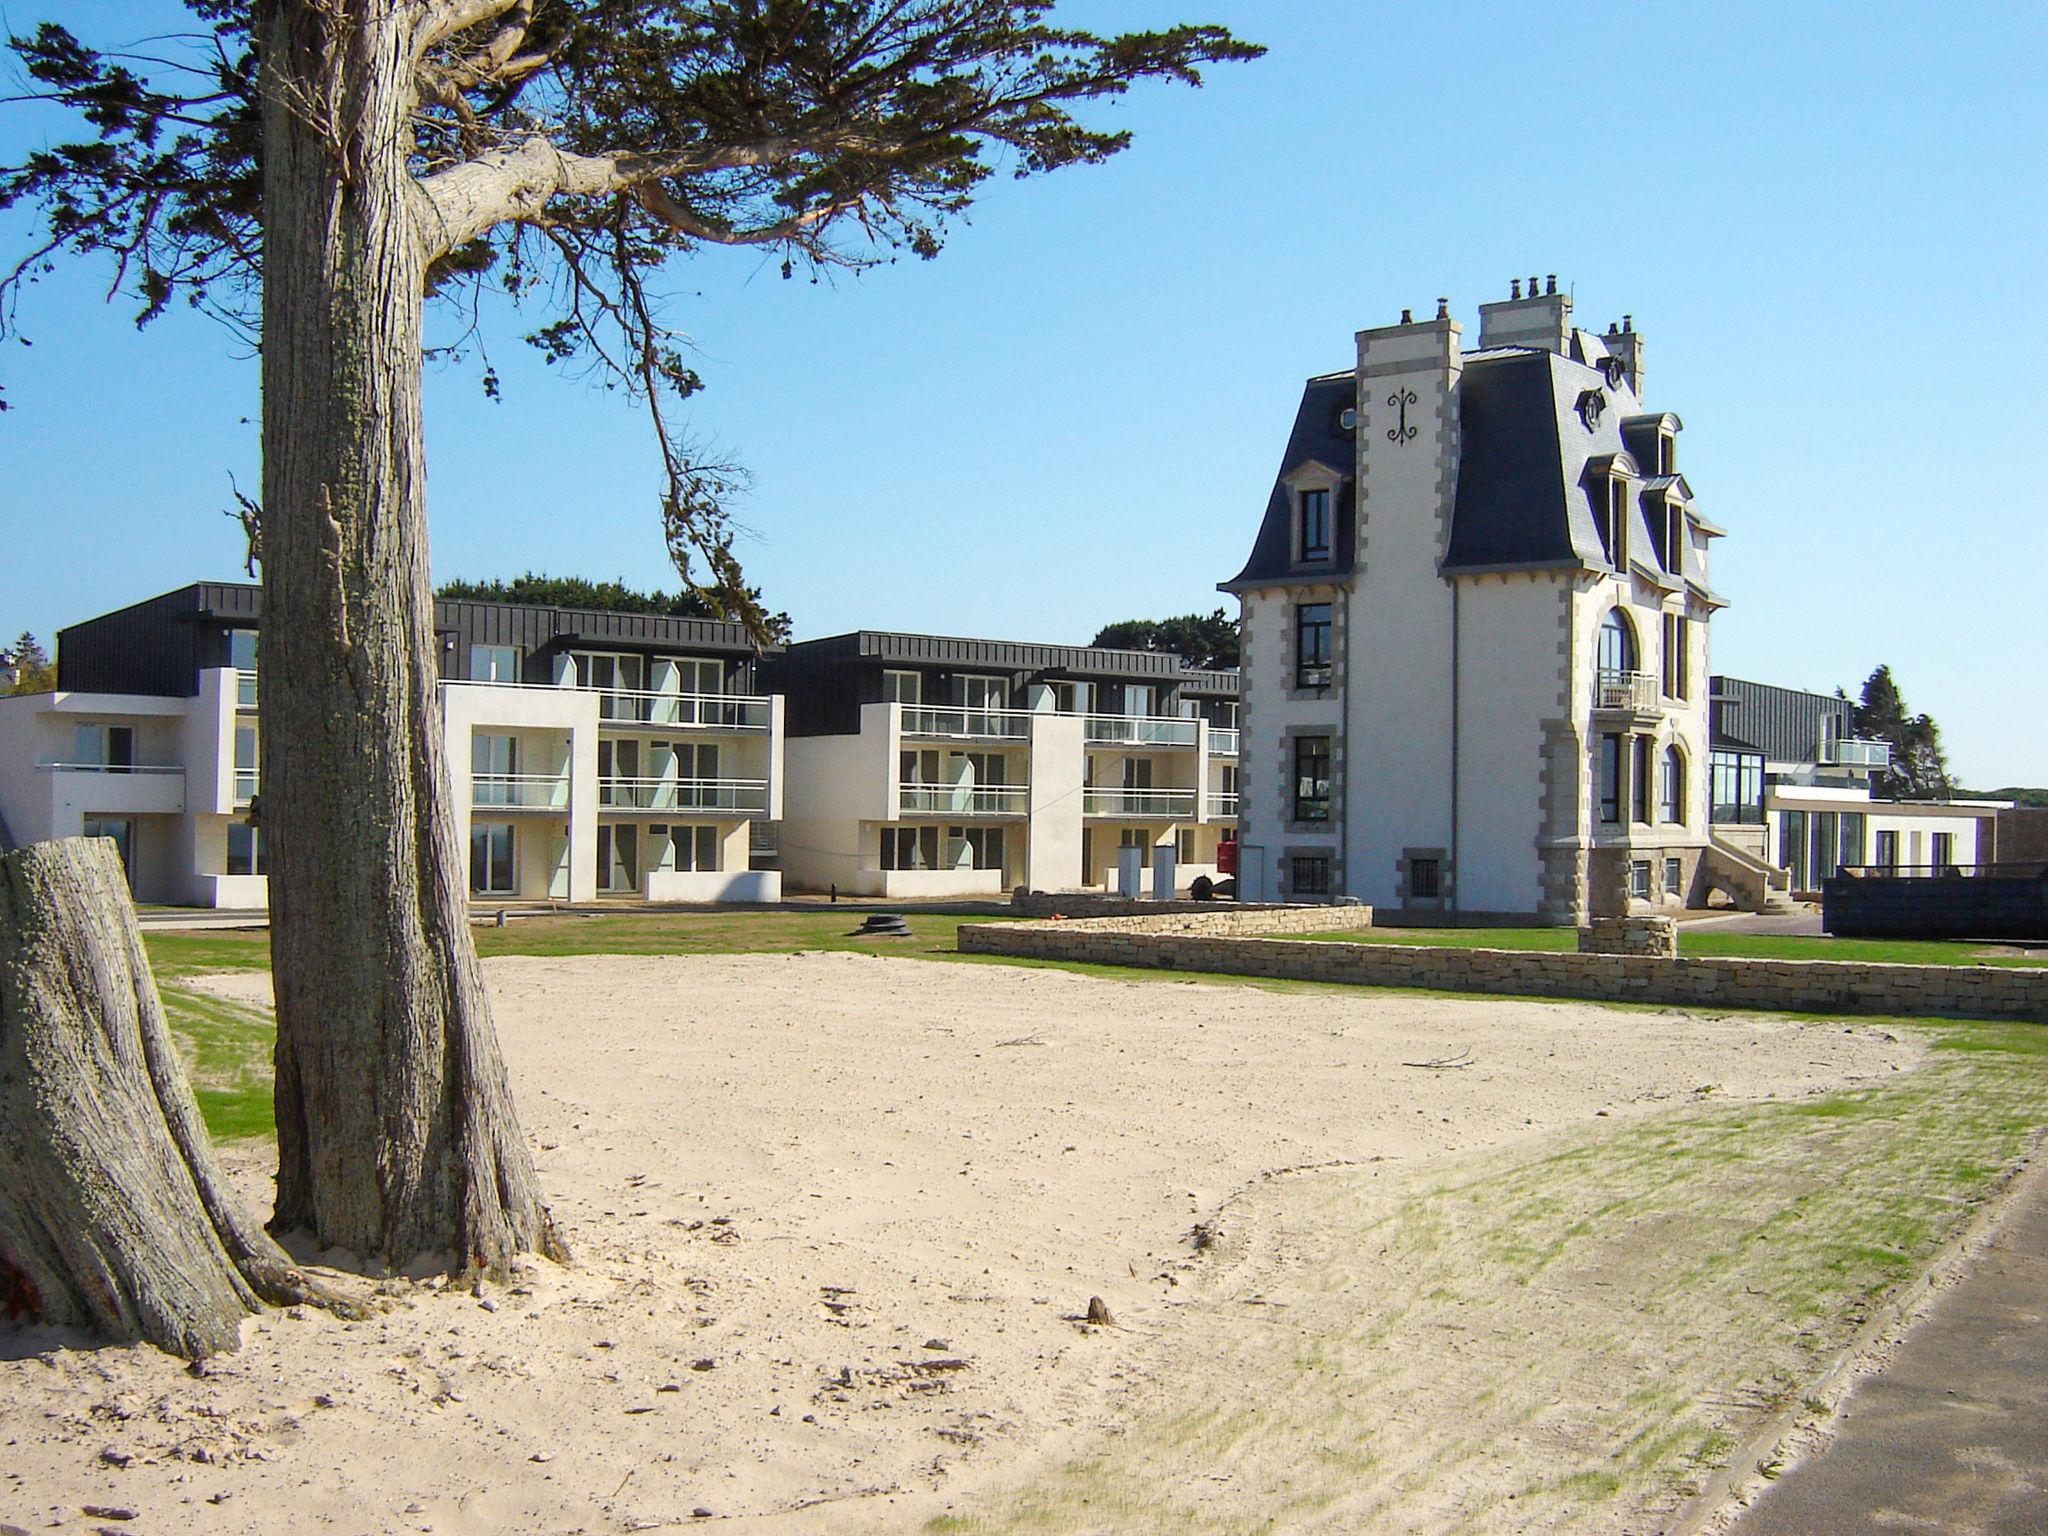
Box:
[1703, 833, 1797, 914]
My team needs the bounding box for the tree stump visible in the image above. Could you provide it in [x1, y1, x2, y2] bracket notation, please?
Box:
[0, 837, 355, 1357]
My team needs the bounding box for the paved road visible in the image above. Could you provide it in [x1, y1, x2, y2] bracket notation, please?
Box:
[1726, 1156, 2048, 1535]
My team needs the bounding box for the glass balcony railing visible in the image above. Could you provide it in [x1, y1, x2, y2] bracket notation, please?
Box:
[595, 689, 771, 729]
[472, 773, 570, 810]
[235, 670, 258, 709]
[1209, 728, 1239, 756]
[1206, 791, 1240, 819]
[897, 782, 1029, 816]
[899, 705, 1033, 740]
[599, 776, 769, 813]
[233, 769, 259, 804]
[1823, 738, 1892, 768]
[1083, 787, 1198, 818]
[1084, 715, 1199, 747]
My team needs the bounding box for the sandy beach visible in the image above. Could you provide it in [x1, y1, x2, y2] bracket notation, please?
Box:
[0, 952, 1922, 1535]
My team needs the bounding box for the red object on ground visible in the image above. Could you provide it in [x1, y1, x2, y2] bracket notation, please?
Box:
[1216, 839, 1239, 876]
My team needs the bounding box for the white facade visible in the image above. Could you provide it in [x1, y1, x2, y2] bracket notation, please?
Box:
[0, 667, 785, 908]
[779, 700, 1238, 899]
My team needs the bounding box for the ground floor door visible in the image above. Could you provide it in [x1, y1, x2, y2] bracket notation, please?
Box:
[83, 816, 135, 889]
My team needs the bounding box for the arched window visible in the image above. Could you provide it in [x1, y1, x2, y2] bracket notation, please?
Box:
[1660, 744, 1686, 823]
[1597, 610, 1636, 678]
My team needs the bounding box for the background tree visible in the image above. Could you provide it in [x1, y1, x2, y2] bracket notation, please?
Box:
[1853, 664, 1954, 801]
[3, 3, 1258, 1277]
[5, 631, 56, 694]
[1091, 607, 1240, 670]
[438, 572, 791, 642]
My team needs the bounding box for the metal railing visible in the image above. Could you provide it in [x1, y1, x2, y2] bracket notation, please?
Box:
[596, 689, 771, 729]
[234, 670, 258, 709]
[1084, 715, 1199, 747]
[472, 773, 570, 809]
[1838, 862, 2044, 880]
[1207, 791, 1240, 818]
[599, 776, 769, 813]
[899, 705, 1033, 740]
[1209, 728, 1239, 756]
[1084, 787, 1198, 818]
[37, 761, 185, 776]
[896, 782, 1029, 816]
[1823, 738, 1893, 768]
[1594, 669, 1659, 711]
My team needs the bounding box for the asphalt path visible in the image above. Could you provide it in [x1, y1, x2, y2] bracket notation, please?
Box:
[1726, 1155, 2048, 1535]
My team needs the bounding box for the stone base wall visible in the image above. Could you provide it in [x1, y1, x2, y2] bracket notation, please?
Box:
[999, 902, 1374, 936]
[1579, 917, 1678, 957]
[958, 918, 2048, 1023]
[1008, 893, 1331, 921]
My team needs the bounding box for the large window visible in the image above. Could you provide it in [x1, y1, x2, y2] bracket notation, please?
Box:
[1661, 612, 1688, 699]
[882, 825, 940, 870]
[882, 669, 923, 705]
[1599, 733, 1622, 824]
[470, 644, 521, 683]
[661, 824, 720, 873]
[1931, 831, 1956, 871]
[1293, 736, 1332, 822]
[1659, 745, 1686, 824]
[1633, 735, 1653, 823]
[954, 826, 1005, 871]
[1661, 503, 1685, 573]
[1598, 610, 1636, 677]
[675, 657, 724, 695]
[470, 823, 516, 895]
[1710, 749, 1764, 824]
[73, 723, 134, 769]
[1295, 603, 1333, 689]
[597, 824, 638, 893]
[234, 723, 259, 803]
[227, 820, 266, 877]
[1874, 829, 1899, 871]
[228, 628, 258, 673]
[1599, 477, 1629, 567]
[1299, 487, 1331, 562]
[1122, 683, 1156, 718]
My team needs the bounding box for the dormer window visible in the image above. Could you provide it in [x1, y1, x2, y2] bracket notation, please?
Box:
[1600, 477, 1629, 569]
[1662, 502, 1685, 572]
[1300, 488, 1331, 562]
[1658, 432, 1675, 475]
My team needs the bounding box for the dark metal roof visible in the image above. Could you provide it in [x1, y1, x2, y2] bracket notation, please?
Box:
[783, 629, 1190, 680]
[1220, 374, 1357, 592]
[1442, 351, 1583, 571]
[1710, 675, 1854, 764]
[1177, 667, 1241, 697]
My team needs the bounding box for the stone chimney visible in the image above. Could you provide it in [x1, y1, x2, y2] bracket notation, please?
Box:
[1604, 314, 1646, 398]
[1477, 272, 1571, 353]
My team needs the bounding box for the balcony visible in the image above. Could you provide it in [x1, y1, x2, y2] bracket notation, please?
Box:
[897, 782, 1029, 817]
[1207, 791, 1240, 819]
[1084, 787, 1198, 819]
[600, 776, 770, 814]
[1209, 728, 1239, 756]
[37, 762, 187, 815]
[1084, 715, 1199, 747]
[596, 689, 772, 730]
[1823, 738, 1892, 769]
[1593, 669, 1660, 720]
[900, 705, 1033, 741]
[473, 772, 570, 810]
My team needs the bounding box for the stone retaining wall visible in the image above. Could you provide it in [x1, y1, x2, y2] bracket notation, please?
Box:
[999, 903, 1373, 936]
[1006, 893, 1356, 922]
[958, 917, 2048, 1023]
[1579, 917, 1678, 958]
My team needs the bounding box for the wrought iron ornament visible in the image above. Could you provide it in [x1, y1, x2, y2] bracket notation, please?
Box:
[1386, 387, 1418, 444]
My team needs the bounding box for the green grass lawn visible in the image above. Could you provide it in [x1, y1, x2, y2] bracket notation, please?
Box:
[1301, 925, 2048, 968]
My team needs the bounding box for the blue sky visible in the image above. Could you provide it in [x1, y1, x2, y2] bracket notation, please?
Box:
[3, 1, 2044, 785]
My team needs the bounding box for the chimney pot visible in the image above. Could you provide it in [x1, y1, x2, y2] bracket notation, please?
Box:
[1529, 274, 1539, 296]
[1510, 278, 1522, 300]
[1437, 297, 1449, 320]
[1623, 314, 1633, 332]
[1546, 274, 1557, 295]
[1401, 307, 1413, 324]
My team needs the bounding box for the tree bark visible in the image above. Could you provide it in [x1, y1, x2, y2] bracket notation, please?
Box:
[254, 1, 563, 1274]
[0, 839, 353, 1358]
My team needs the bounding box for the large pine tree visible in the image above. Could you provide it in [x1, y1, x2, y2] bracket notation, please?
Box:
[1853, 664, 1954, 800]
[3, 2, 1260, 1281]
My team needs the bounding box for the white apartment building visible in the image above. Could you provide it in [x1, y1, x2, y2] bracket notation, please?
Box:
[766, 632, 1239, 898]
[1225, 280, 1729, 922]
[0, 583, 785, 906]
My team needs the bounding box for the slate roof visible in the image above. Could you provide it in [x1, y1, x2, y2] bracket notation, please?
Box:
[1224, 347, 1725, 600]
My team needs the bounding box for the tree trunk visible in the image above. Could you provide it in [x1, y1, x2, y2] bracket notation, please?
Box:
[254, 2, 563, 1273]
[0, 838, 352, 1358]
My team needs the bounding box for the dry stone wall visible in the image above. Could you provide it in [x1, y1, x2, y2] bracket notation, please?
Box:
[959, 914, 2048, 1023]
